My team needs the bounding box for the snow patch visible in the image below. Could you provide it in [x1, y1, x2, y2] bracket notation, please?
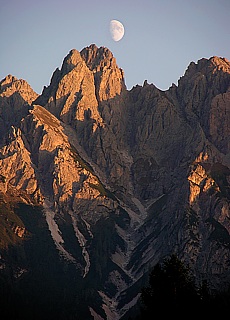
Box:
[89, 307, 104, 320]
[43, 200, 76, 263]
[131, 197, 147, 220]
[69, 211, 90, 277]
[82, 217, 94, 238]
[98, 291, 119, 320]
[119, 293, 141, 318]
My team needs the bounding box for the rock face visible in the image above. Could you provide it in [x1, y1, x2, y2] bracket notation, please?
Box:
[0, 75, 38, 142]
[0, 45, 230, 319]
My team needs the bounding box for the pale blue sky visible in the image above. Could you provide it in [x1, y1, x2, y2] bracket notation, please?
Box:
[1, 0, 229, 93]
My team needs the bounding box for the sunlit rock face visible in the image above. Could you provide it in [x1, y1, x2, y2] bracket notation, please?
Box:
[81, 44, 126, 101]
[0, 75, 38, 141]
[0, 48, 230, 319]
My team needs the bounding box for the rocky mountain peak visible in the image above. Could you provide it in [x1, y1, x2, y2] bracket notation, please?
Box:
[0, 74, 17, 90]
[0, 75, 38, 141]
[181, 56, 230, 80]
[60, 48, 83, 75]
[0, 74, 38, 103]
[1, 47, 230, 319]
[81, 43, 116, 71]
[80, 43, 126, 101]
[210, 56, 230, 71]
[34, 43, 126, 131]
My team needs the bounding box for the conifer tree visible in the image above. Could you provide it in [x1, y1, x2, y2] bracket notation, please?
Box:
[140, 254, 200, 317]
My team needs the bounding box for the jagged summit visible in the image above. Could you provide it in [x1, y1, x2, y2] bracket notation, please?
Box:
[182, 55, 230, 79]
[56, 44, 121, 77]
[0, 74, 38, 101]
[206, 56, 230, 75]
[34, 44, 125, 123]
[80, 44, 118, 71]
[0, 47, 230, 319]
[60, 48, 83, 74]
[0, 74, 18, 89]
[51, 44, 124, 80]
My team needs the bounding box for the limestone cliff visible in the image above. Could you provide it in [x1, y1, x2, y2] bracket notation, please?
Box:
[0, 47, 230, 319]
[0, 75, 38, 142]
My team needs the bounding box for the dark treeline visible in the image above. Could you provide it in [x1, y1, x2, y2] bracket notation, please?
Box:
[131, 254, 230, 318]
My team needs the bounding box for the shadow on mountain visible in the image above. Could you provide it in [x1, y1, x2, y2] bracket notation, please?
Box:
[0, 93, 31, 146]
[1, 55, 230, 319]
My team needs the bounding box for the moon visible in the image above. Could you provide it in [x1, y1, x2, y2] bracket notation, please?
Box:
[110, 20, 125, 42]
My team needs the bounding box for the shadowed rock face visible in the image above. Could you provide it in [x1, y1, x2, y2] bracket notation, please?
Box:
[0, 75, 38, 142]
[0, 47, 230, 319]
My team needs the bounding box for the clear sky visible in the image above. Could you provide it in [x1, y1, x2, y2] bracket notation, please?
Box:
[1, 0, 230, 94]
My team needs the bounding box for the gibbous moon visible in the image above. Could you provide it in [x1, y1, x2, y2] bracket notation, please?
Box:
[110, 20, 125, 41]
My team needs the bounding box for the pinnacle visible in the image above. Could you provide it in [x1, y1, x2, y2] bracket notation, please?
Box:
[80, 43, 114, 71]
[60, 48, 83, 74]
[209, 56, 230, 71]
[0, 74, 18, 86]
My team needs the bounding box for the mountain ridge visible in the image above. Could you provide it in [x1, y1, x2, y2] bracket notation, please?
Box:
[0, 45, 230, 319]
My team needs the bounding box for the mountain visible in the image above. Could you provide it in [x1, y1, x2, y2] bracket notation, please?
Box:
[0, 44, 230, 319]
